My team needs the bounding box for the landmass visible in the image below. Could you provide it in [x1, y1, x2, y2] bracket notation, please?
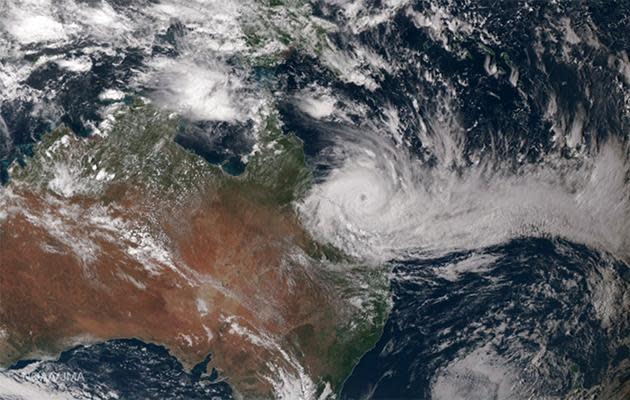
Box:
[0, 101, 390, 398]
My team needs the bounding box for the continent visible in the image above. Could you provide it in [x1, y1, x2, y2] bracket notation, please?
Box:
[0, 103, 390, 398]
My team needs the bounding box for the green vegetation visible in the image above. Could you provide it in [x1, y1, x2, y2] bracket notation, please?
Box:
[241, 0, 333, 66]
[283, 260, 391, 396]
[12, 99, 311, 210]
[239, 113, 311, 207]
[11, 101, 219, 203]
[320, 266, 392, 393]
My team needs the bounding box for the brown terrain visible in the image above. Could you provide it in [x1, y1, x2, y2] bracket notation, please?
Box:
[0, 109, 387, 398]
[0, 183, 350, 397]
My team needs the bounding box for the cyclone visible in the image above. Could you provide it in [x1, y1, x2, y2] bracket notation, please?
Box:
[298, 115, 630, 263]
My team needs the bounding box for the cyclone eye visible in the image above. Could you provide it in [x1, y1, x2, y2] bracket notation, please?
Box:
[360, 194, 367, 202]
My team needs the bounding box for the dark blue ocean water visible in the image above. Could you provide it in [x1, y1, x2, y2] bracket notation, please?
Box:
[7, 339, 232, 400]
[341, 238, 630, 399]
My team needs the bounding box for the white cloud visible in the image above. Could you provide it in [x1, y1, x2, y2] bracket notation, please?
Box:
[0, 374, 76, 400]
[297, 89, 336, 119]
[56, 57, 92, 73]
[143, 57, 258, 122]
[298, 104, 630, 263]
[6, 13, 67, 45]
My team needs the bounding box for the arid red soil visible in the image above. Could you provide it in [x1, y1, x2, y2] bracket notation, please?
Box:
[0, 184, 347, 397]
